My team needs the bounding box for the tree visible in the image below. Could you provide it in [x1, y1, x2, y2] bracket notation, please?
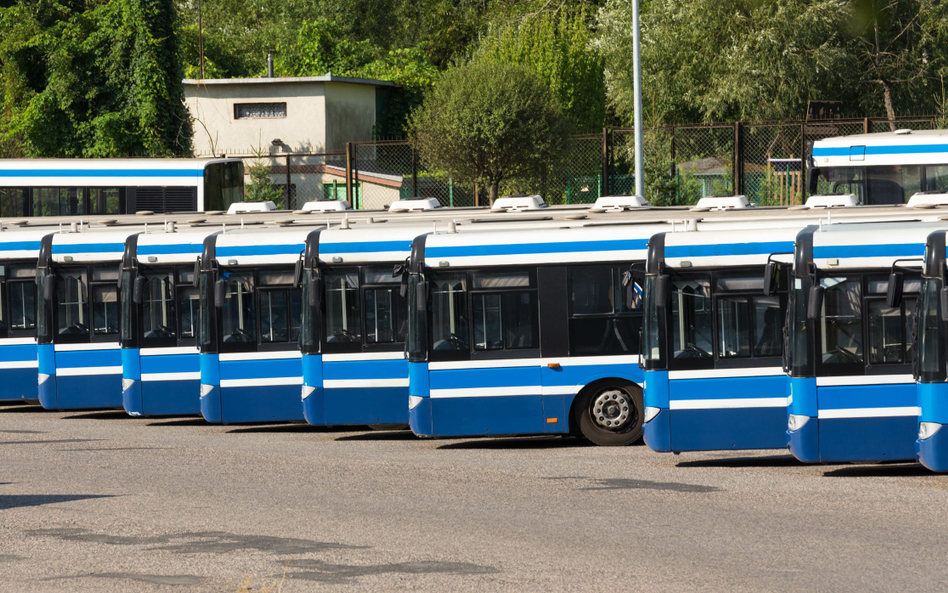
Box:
[477, 9, 607, 132]
[410, 59, 571, 204]
[0, 0, 193, 157]
[244, 145, 285, 207]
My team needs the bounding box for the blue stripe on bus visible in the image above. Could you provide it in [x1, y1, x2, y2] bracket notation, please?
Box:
[0, 169, 204, 178]
[52, 243, 125, 254]
[665, 241, 794, 258]
[817, 383, 916, 410]
[429, 367, 540, 390]
[426, 239, 648, 258]
[138, 244, 205, 256]
[320, 241, 411, 254]
[812, 144, 948, 157]
[813, 244, 924, 259]
[0, 241, 41, 251]
[216, 244, 303, 257]
[322, 359, 405, 380]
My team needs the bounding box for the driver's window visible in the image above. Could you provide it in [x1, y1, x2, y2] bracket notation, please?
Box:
[57, 270, 88, 337]
[820, 277, 863, 365]
[430, 273, 468, 357]
[93, 285, 119, 336]
[221, 272, 256, 345]
[324, 269, 361, 347]
[142, 271, 176, 341]
[670, 278, 712, 360]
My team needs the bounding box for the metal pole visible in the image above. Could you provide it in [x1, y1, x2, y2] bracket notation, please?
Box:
[345, 142, 353, 205]
[632, 0, 645, 197]
[198, 0, 204, 80]
[412, 146, 419, 197]
[285, 154, 291, 209]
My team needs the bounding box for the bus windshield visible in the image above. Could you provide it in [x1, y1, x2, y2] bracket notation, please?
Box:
[811, 165, 926, 205]
[204, 162, 244, 211]
[918, 276, 946, 382]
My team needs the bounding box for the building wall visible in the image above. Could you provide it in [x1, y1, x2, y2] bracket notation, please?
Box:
[323, 82, 378, 152]
[185, 81, 328, 156]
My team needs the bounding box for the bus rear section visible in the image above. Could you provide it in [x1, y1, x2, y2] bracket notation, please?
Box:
[198, 227, 312, 424]
[786, 222, 937, 463]
[120, 227, 212, 416]
[37, 228, 141, 410]
[641, 227, 798, 453]
[407, 225, 653, 445]
[0, 228, 46, 402]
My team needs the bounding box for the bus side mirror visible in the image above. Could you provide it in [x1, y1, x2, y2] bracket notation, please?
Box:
[214, 279, 227, 308]
[192, 258, 201, 288]
[941, 287, 948, 323]
[886, 271, 904, 308]
[763, 263, 778, 296]
[416, 280, 428, 312]
[654, 275, 670, 309]
[308, 275, 323, 309]
[807, 285, 824, 320]
[392, 264, 405, 278]
[132, 276, 146, 305]
[44, 275, 56, 301]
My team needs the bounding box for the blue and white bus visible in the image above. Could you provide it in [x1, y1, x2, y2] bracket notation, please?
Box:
[406, 223, 660, 445]
[36, 226, 145, 410]
[0, 226, 55, 402]
[120, 225, 215, 416]
[0, 159, 244, 216]
[916, 225, 948, 470]
[810, 129, 948, 204]
[785, 221, 943, 463]
[640, 226, 800, 452]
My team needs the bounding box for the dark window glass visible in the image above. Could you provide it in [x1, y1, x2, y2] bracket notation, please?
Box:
[905, 296, 917, 365]
[470, 270, 537, 352]
[142, 272, 175, 340]
[820, 277, 863, 364]
[365, 288, 396, 343]
[89, 188, 121, 215]
[324, 270, 361, 345]
[919, 278, 945, 381]
[671, 280, 713, 359]
[814, 167, 866, 204]
[259, 287, 301, 344]
[431, 273, 468, 353]
[203, 162, 244, 212]
[221, 273, 255, 344]
[718, 296, 751, 358]
[9, 280, 35, 331]
[753, 296, 783, 357]
[300, 269, 317, 351]
[572, 266, 614, 315]
[57, 271, 88, 336]
[925, 165, 948, 193]
[178, 286, 199, 340]
[199, 273, 212, 348]
[120, 271, 133, 342]
[93, 285, 118, 335]
[0, 188, 28, 217]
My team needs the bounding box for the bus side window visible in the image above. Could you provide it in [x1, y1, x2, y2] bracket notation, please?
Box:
[925, 165, 948, 193]
[221, 272, 256, 345]
[430, 273, 468, 356]
[670, 278, 713, 360]
[820, 277, 863, 365]
[363, 265, 406, 345]
[568, 265, 640, 356]
[324, 269, 361, 347]
[471, 270, 537, 352]
[57, 270, 88, 336]
[8, 265, 35, 332]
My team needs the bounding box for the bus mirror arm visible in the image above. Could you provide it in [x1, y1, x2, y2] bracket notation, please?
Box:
[293, 258, 303, 288]
[132, 276, 146, 305]
[762, 253, 792, 296]
[806, 286, 823, 321]
[213, 279, 227, 308]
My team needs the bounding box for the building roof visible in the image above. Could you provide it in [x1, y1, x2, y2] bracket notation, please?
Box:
[182, 74, 395, 87]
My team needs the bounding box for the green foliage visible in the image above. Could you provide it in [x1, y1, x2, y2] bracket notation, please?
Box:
[245, 146, 284, 207]
[0, 0, 192, 157]
[410, 58, 572, 203]
[477, 9, 607, 131]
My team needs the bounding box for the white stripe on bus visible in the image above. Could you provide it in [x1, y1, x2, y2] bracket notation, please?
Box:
[219, 377, 303, 388]
[141, 372, 201, 382]
[818, 406, 920, 419]
[669, 397, 790, 410]
[57, 366, 122, 376]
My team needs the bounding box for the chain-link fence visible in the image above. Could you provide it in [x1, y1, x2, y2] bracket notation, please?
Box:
[209, 114, 944, 210]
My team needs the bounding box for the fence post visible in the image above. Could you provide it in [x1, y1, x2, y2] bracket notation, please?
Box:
[353, 145, 360, 209]
[411, 145, 419, 198]
[863, 118, 871, 134]
[734, 121, 745, 196]
[669, 126, 676, 178]
[601, 127, 610, 197]
[799, 122, 807, 205]
[345, 142, 353, 205]
[285, 154, 291, 209]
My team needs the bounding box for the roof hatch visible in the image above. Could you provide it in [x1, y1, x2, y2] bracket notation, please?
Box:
[490, 195, 547, 212]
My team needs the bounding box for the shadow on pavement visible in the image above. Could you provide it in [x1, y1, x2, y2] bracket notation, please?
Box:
[64, 411, 132, 421]
[437, 436, 592, 450]
[0, 494, 113, 510]
[676, 454, 801, 468]
[822, 463, 933, 478]
[226, 423, 350, 434]
[0, 405, 47, 414]
[334, 431, 417, 442]
[147, 418, 211, 427]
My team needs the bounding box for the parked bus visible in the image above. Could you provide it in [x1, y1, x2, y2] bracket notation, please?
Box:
[916, 226, 948, 471]
[0, 225, 59, 402]
[785, 221, 942, 462]
[810, 129, 948, 204]
[0, 158, 244, 216]
[640, 226, 800, 452]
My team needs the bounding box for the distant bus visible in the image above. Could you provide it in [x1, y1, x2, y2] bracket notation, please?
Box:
[810, 129, 948, 204]
[0, 158, 243, 216]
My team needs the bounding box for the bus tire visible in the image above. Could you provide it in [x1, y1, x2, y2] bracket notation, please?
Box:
[572, 380, 643, 446]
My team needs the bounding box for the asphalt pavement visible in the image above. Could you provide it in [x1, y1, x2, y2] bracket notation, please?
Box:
[0, 400, 945, 592]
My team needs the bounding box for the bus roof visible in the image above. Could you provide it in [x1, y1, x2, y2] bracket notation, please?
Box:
[49, 226, 147, 264]
[808, 220, 948, 270]
[659, 225, 803, 270]
[812, 129, 948, 167]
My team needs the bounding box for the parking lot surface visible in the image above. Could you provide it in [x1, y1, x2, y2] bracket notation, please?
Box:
[1, 401, 946, 592]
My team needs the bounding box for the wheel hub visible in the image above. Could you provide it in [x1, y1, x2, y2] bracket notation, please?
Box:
[592, 389, 633, 431]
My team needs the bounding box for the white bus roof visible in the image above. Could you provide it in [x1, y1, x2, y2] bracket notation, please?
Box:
[812, 129, 948, 167]
[660, 225, 803, 269]
[809, 220, 948, 270]
[0, 158, 242, 188]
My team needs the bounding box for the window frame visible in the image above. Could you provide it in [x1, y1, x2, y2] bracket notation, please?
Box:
[566, 264, 643, 357]
[1, 262, 37, 339]
[215, 265, 303, 354]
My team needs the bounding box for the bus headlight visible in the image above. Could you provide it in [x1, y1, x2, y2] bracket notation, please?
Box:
[122, 378, 135, 392]
[644, 406, 661, 423]
[200, 384, 214, 398]
[788, 414, 810, 432]
[301, 385, 316, 400]
[408, 395, 423, 410]
[919, 422, 942, 440]
[38, 373, 50, 386]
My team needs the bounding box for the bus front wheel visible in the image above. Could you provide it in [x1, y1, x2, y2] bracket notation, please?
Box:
[572, 380, 643, 446]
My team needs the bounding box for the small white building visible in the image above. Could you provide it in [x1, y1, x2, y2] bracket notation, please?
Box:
[183, 75, 400, 208]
